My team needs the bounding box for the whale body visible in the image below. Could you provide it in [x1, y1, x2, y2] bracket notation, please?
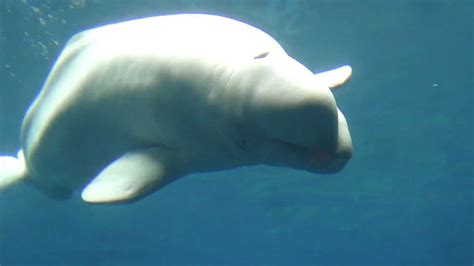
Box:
[0, 14, 353, 204]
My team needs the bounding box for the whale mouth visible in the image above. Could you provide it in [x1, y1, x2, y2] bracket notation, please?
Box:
[265, 137, 350, 174]
[273, 139, 341, 173]
[308, 148, 351, 174]
[282, 139, 351, 174]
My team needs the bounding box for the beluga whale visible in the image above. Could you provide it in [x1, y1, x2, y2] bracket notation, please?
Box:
[0, 14, 353, 204]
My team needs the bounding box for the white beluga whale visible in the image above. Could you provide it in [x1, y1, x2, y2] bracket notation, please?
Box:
[0, 14, 353, 204]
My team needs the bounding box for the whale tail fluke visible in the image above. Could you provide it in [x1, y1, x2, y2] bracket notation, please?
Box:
[0, 150, 28, 191]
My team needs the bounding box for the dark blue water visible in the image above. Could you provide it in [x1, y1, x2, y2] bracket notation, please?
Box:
[0, 0, 472, 265]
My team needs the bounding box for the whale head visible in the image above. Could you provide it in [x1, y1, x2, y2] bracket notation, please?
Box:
[247, 58, 353, 174]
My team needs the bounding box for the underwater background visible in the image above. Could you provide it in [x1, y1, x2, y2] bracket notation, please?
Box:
[0, 0, 472, 265]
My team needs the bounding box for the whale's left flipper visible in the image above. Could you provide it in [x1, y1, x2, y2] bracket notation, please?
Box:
[0, 150, 28, 190]
[81, 147, 175, 204]
[313, 65, 352, 90]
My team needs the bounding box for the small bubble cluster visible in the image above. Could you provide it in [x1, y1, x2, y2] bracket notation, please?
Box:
[18, 0, 85, 61]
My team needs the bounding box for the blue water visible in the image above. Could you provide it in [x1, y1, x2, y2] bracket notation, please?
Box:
[0, 0, 472, 265]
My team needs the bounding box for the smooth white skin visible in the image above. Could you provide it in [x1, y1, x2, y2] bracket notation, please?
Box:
[1, 14, 353, 203]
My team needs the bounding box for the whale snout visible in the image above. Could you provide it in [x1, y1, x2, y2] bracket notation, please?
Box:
[308, 108, 353, 174]
[309, 146, 352, 174]
[327, 152, 352, 173]
[310, 146, 352, 174]
[326, 108, 353, 173]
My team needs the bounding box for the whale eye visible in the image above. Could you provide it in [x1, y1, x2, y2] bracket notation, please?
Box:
[254, 52, 269, 59]
[239, 139, 249, 151]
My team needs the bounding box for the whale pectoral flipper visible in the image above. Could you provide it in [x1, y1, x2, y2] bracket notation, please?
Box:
[313, 65, 352, 90]
[0, 150, 28, 191]
[81, 147, 174, 204]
